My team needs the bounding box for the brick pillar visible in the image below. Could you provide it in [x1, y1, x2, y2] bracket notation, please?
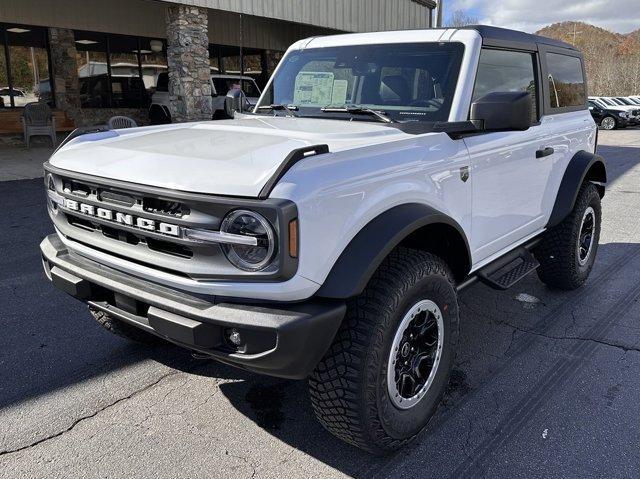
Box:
[166, 5, 212, 122]
[48, 28, 82, 126]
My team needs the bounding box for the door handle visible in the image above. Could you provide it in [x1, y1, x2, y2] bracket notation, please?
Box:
[536, 147, 554, 158]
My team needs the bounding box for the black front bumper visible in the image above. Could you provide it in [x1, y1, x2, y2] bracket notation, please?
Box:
[41, 234, 345, 379]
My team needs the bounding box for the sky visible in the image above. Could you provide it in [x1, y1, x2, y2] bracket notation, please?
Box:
[446, 0, 640, 34]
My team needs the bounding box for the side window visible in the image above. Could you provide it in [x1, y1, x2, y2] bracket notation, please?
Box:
[472, 49, 538, 122]
[546, 53, 586, 109]
[213, 79, 229, 96]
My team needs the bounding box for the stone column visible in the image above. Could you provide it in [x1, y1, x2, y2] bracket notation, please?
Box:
[48, 28, 82, 126]
[166, 5, 212, 122]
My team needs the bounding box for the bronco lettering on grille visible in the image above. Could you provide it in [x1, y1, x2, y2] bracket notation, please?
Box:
[64, 198, 180, 236]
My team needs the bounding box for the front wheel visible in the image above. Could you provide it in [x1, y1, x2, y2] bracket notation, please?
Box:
[309, 248, 459, 454]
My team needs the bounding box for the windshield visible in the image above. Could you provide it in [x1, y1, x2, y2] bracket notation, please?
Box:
[257, 42, 464, 123]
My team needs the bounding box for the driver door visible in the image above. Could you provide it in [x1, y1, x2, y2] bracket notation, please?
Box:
[464, 48, 556, 262]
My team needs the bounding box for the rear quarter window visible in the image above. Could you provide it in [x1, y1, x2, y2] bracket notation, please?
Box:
[546, 53, 586, 109]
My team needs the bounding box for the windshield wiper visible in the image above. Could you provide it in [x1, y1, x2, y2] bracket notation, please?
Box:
[320, 106, 394, 123]
[256, 103, 299, 117]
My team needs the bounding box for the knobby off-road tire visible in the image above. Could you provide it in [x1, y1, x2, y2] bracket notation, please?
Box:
[89, 307, 162, 345]
[535, 182, 601, 290]
[309, 248, 459, 454]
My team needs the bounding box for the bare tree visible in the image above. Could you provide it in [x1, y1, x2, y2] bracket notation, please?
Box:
[447, 10, 478, 27]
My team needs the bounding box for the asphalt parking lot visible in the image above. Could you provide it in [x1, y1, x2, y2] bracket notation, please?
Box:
[1, 128, 639, 478]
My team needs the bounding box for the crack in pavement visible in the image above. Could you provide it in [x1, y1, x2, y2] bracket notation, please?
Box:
[0, 370, 182, 457]
[496, 319, 640, 353]
[450, 279, 640, 478]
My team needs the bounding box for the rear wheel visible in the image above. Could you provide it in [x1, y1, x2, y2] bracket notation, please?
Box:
[534, 183, 601, 290]
[149, 104, 171, 125]
[309, 248, 459, 454]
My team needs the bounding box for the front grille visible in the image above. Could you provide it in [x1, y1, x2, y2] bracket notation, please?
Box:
[100, 224, 141, 245]
[633, 109, 640, 116]
[44, 163, 296, 283]
[64, 199, 192, 258]
[67, 215, 94, 232]
[98, 189, 136, 207]
[147, 238, 193, 258]
[47, 171, 229, 278]
[143, 197, 188, 217]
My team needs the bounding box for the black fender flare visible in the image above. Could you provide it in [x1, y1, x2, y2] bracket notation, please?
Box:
[315, 203, 471, 299]
[547, 150, 607, 228]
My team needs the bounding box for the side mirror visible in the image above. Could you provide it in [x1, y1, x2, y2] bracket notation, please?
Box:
[225, 89, 249, 117]
[470, 91, 532, 132]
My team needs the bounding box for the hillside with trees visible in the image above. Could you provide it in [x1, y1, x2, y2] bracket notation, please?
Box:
[537, 21, 640, 96]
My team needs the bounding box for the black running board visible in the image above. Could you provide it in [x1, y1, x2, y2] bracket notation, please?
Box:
[476, 247, 540, 290]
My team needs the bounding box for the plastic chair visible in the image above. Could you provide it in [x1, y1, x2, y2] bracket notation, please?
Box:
[21, 102, 56, 148]
[108, 116, 138, 130]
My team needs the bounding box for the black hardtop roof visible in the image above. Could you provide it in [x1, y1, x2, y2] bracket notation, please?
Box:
[460, 25, 578, 52]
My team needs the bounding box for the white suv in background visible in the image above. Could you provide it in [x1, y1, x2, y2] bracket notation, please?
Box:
[149, 72, 261, 124]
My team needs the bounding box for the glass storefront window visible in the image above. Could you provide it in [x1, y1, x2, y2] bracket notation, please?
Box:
[0, 23, 53, 108]
[75, 31, 164, 108]
[212, 45, 273, 89]
[75, 31, 109, 107]
[266, 51, 284, 74]
[138, 38, 167, 96]
[222, 54, 241, 75]
[243, 50, 265, 87]
[209, 45, 221, 74]
[0, 40, 6, 108]
[108, 34, 146, 108]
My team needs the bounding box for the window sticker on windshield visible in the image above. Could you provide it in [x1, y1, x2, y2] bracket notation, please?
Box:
[293, 72, 335, 106]
[331, 80, 348, 106]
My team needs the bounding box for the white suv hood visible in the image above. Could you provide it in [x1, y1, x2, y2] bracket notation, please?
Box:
[50, 116, 410, 197]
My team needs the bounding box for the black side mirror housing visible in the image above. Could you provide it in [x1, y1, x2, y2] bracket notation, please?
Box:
[470, 91, 533, 132]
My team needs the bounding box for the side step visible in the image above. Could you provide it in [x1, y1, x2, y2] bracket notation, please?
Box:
[476, 247, 540, 290]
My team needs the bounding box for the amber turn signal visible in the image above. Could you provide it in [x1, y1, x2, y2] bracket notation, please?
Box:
[288, 219, 298, 258]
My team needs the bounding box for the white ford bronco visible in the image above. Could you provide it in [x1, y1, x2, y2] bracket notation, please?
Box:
[41, 26, 606, 454]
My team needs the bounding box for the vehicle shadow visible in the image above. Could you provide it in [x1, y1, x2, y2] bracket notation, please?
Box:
[596, 144, 640, 184]
[161, 241, 640, 478]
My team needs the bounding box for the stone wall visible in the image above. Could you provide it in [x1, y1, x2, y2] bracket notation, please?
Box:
[165, 5, 212, 122]
[48, 27, 82, 126]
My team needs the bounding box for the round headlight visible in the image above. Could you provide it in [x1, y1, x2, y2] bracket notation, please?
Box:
[220, 210, 276, 271]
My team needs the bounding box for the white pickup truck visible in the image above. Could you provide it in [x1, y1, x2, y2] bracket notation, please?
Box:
[41, 25, 605, 454]
[149, 72, 261, 123]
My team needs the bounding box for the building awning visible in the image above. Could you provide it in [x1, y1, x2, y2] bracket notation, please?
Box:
[159, 0, 435, 32]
